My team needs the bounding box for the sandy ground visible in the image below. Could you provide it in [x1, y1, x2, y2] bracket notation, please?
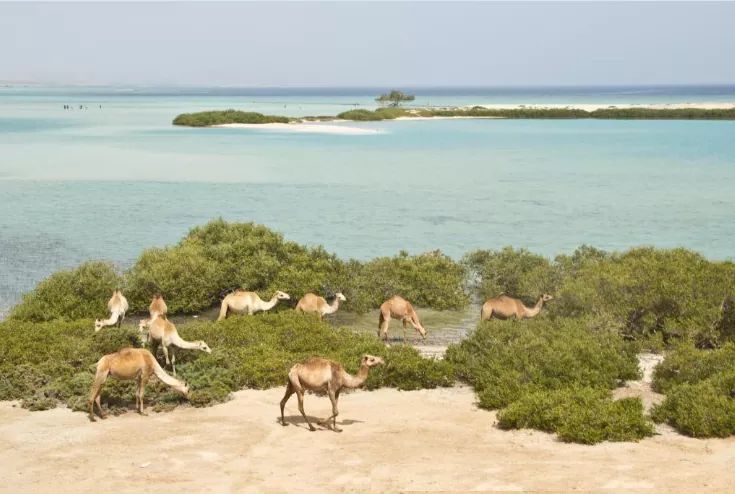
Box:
[2, 380, 735, 492]
[468, 102, 735, 112]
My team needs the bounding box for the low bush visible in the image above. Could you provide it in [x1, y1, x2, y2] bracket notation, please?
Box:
[498, 387, 654, 444]
[651, 343, 735, 438]
[0, 312, 454, 415]
[446, 318, 645, 443]
[8, 262, 123, 322]
[347, 250, 469, 313]
[172, 110, 291, 127]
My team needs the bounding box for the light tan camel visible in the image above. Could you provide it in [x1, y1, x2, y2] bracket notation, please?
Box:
[149, 294, 167, 319]
[88, 347, 188, 421]
[378, 295, 427, 342]
[280, 355, 384, 432]
[217, 289, 290, 320]
[480, 294, 554, 321]
[139, 315, 211, 375]
[94, 289, 129, 331]
[295, 292, 346, 320]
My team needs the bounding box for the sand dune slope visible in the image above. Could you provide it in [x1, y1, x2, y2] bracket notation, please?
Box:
[1, 386, 734, 493]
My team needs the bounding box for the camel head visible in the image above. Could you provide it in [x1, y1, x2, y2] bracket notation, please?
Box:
[417, 325, 427, 340]
[541, 294, 554, 302]
[335, 292, 347, 302]
[274, 290, 291, 300]
[195, 341, 212, 354]
[361, 354, 385, 368]
[94, 319, 104, 332]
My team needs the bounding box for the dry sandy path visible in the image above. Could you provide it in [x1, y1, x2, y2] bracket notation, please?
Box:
[2, 385, 734, 493]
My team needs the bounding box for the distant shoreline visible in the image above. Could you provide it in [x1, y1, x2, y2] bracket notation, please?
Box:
[173, 103, 735, 129]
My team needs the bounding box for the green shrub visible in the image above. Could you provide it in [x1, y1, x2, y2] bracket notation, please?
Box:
[9, 262, 123, 322]
[463, 247, 558, 302]
[446, 318, 639, 409]
[652, 381, 735, 438]
[347, 250, 469, 313]
[0, 312, 453, 415]
[652, 343, 735, 394]
[498, 387, 654, 444]
[172, 110, 291, 127]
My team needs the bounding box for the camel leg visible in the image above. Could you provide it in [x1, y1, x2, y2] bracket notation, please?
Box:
[280, 381, 295, 426]
[319, 386, 342, 432]
[296, 390, 315, 431]
[379, 313, 391, 341]
[402, 318, 408, 344]
[170, 348, 176, 376]
[137, 373, 148, 415]
[161, 344, 171, 371]
[88, 368, 109, 421]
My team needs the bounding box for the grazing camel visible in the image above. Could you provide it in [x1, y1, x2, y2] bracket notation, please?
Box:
[378, 295, 427, 342]
[280, 355, 385, 432]
[480, 294, 554, 321]
[94, 290, 129, 331]
[88, 347, 188, 421]
[295, 292, 346, 320]
[140, 315, 211, 375]
[217, 289, 290, 320]
[149, 294, 167, 319]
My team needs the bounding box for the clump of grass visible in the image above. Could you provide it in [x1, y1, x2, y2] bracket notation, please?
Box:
[172, 110, 291, 127]
[8, 261, 123, 322]
[651, 343, 735, 437]
[0, 312, 454, 415]
[498, 387, 654, 444]
[446, 318, 648, 443]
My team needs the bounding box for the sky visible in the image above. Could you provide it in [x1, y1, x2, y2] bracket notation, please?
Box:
[1, 1, 734, 87]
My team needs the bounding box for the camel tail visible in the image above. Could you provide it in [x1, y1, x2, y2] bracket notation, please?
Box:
[150, 357, 188, 394]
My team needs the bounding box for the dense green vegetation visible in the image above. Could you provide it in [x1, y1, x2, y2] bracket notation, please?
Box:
[10, 219, 468, 319]
[8, 218, 735, 442]
[0, 312, 454, 414]
[172, 109, 291, 127]
[446, 318, 653, 444]
[464, 246, 735, 348]
[651, 344, 735, 437]
[173, 106, 735, 126]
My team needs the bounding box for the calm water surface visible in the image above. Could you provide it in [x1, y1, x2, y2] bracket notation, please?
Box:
[1, 86, 734, 316]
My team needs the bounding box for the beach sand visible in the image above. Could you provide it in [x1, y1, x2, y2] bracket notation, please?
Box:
[468, 102, 735, 112]
[2, 382, 734, 493]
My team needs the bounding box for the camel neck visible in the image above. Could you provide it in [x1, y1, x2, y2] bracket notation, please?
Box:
[342, 364, 370, 389]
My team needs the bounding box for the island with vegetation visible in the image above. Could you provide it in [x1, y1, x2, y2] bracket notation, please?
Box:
[3, 219, 735, 444]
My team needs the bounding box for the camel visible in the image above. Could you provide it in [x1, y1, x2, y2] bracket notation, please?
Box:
[139, 315, 211, 375]
[480, 294, 554, 321]
[88, 347, 188, 421]
[217, 289, 290, 320]
[94, 289, 129, 331]
[280, 354, 385, 432]
[295, 292, 346, 320]
[378, 295, 427, 342]
[149, 294, 167, 319]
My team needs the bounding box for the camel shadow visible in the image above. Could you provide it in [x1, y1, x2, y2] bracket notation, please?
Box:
[277, 414, 364, 431]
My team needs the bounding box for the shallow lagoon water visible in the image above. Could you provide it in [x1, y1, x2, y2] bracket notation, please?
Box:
[1, 86, 734, 316]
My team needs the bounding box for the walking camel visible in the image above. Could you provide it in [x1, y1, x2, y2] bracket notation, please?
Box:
[94, 290, 129, 331]
[295, 292, 346, 320]
[149, 294, 167, 319]
[378, 295, 427, 342]
[280, 354, 385, 432]
[480, 294, 554, 321]
[139, 315, 211, 375]
[88, 347, 188, 421]
[217, 289, 290, 320]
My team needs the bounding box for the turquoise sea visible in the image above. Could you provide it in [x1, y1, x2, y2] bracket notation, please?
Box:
[1, 85, 734, 317]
